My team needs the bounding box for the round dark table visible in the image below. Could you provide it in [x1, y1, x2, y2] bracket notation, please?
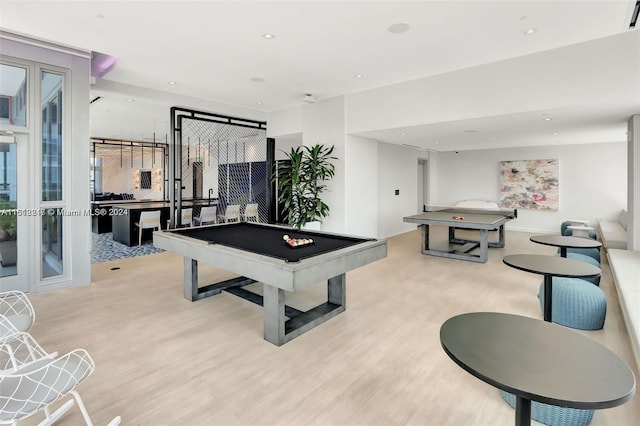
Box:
[530, 235, 602, 258]
[440, 312, 636, 426]
[503, 254, 601, 322]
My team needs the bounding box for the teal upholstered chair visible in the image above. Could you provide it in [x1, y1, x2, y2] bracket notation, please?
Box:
[560, 221, 596, 239]
[555, 252, 601, 285]
[558, 247, 601, 263]
[538, 277, 606, 330]
[500, 390, 594, 426]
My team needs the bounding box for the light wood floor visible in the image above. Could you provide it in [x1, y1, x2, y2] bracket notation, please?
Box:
[24, 227, 639, 425]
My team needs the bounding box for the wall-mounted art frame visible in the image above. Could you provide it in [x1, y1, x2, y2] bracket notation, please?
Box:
[499, 159, 559, 210]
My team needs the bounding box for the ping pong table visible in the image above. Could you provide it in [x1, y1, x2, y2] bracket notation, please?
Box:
[403, 205, 517, 263]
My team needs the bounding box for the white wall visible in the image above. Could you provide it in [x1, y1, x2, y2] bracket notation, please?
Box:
[430, 142, 627, 233]
[302, 96, 346, 233]
[101, 156, 164, 199]
[267, 106, 303, 139]
[377, 142, 423, 238]
[629, 115, 640, 250]
[345, 135, 378, 238]
[274, 137, 300, 161]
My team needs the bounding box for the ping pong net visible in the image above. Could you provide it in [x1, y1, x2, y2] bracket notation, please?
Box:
[422, 205, 517, 219]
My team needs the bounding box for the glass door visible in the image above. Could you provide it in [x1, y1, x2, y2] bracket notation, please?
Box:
[40, 72, 64, 278]
[0, 138, 17, 278]
[0, 62, 30, 291]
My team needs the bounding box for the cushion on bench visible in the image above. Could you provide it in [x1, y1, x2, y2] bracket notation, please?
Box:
[607, 249, 640, 371]
[597, 209, 627, 249]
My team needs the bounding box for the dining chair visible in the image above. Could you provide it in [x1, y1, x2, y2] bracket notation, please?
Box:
[179, 208, 193, 227]
[223, 205, 241, 223]
[242, 203, 259, 222]
[134, 210, 161, 245]
[194, 206, 217, 226]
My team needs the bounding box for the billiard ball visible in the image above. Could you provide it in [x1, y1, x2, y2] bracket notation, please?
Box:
[283, 235, 290, 241]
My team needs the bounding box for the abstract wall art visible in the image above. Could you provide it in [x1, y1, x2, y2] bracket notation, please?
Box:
[499, 159, 559, 210]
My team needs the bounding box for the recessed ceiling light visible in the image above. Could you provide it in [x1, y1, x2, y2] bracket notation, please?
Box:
[168, 81, 177, 85]
[262, 33, 275, 39]
[388, 23, 410, 34]
[257, 101, 263, 105]
[523, 28, 537, 35]
[127, 99, 134, 102]
[354, 74, 363, 78]
[542, 117, 552, 121]
[552, 132, 558, 136]
[250, 77, 265, 83]
[400, 132, 407, 136]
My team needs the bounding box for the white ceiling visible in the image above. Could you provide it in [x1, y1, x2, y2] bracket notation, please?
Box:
[1, 0, 638, 151]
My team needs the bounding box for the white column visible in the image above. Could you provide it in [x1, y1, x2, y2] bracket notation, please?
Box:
[628, 115, 640, 250]
[301, 96, 346, 233]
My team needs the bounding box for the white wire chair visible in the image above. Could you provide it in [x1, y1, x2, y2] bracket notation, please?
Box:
[0, 315, 19, 341]
[0, 347, 121, 426]
[0, 328, 56, 375]
[0, 291, 35, 333]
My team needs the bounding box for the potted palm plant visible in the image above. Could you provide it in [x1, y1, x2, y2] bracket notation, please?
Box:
[274, 144, 336, 229]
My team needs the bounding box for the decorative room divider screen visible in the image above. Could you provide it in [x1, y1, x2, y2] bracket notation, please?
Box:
[169, 107, 274, 228]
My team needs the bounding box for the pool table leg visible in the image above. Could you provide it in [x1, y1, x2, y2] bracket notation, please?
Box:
[184, 258, 198, 301]
[263, 284, 286, 345]
[263, 274, 347, 346]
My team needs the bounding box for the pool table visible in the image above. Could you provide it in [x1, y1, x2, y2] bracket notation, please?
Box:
[153, 222, 387, 345]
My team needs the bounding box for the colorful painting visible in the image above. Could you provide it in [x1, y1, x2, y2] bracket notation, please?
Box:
[499, 159, 559, 210]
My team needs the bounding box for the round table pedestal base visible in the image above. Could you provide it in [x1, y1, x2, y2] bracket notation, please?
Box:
[515, 396, 532, 426]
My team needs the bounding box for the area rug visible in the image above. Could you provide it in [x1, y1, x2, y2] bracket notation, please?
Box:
[91, 232, 165, 263]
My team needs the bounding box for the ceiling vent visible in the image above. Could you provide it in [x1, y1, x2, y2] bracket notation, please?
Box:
[301, 93, 318, 104]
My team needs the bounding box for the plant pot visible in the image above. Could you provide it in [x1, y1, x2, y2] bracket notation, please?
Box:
[0, 239, 17, 267]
